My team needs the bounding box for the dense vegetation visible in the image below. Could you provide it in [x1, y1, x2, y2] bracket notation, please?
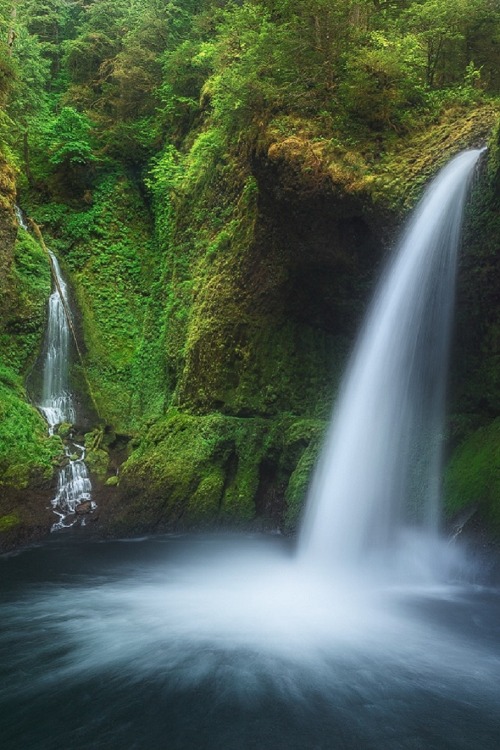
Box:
[0, 0, 499, 545]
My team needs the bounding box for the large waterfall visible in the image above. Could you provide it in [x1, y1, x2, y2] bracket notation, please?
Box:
[300, 149, 484, 571]
[38, 249, 94, 530]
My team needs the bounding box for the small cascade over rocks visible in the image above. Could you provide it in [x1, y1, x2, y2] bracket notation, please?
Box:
[52, 439, 93, 530]
[300, 149, 484, 579]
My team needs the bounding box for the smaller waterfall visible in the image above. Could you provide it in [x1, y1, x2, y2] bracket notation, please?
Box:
[39, 254, 75, 433]
[37, 248, 95, 530]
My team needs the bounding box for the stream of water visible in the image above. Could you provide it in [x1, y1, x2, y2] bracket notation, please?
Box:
[15, 208, 95, 530]
[3, 153, 499, 748]
[40, 252, 94, 530]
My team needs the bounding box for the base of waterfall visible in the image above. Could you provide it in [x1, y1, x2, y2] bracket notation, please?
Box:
[49, 436, 97, 532]
[2, 533, 500, 749]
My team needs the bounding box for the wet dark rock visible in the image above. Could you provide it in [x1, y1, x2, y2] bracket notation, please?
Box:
[76, 501, 92, 515]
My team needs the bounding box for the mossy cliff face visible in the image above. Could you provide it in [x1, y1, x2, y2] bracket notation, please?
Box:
[105, 411, 323, 534]
[113, 119, 390, 534]
[445, 122, 500, 532]
[2, 106, 499, 547]
[114, 107, 499, 536]
[0, 153, 62, 552]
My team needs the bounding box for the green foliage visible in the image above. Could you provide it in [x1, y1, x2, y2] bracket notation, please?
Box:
[0, 370, 61, 490]
[0, 213, 60, 492]
[146, 143, 183, 245]
[0, 228, 51, 373]
[0, 43, 15, 108]
[341, 31, 428, 132]
[28, 172, 162, 432]
[45, 106, 95, 167]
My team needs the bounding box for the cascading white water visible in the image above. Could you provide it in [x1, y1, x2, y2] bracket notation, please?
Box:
[39, 253, 76, 432]
[37, 249, 94, 530]
[14, 204, 28, 231]
[300, 149, 484, 573]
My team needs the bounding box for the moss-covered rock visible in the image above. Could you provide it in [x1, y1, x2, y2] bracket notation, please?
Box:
[442, 122, 500, 535]
[85, 447, 109, 480]
[445, 419, 500, 530]
[0, 374, 61, 490]
[0, 514, 21, 532]
[84, 108, 499, 535]
[0, 151, 17, 320]
[265, 104, 498, 215]
[99, 410, 324, 533]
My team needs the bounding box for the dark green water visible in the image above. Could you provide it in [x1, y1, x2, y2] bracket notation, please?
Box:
[1, 535, 500, 749]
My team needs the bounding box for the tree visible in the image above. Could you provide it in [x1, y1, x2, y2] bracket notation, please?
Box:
[403, 0, 499, 88]
[45, 105, 95, 167]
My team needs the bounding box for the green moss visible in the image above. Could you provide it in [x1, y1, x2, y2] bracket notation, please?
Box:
[187, 466, 226, 521]
[284, 425, 324, 531]
[0, 373, 62, 490]
[267, 105, 499, 215]
[0, 153, 17, 325]
[85, 447, 109, 480]
[0, 229, 51, 374]
[0, 210, 59, 491]
[447, 123, 500, 451]
[121, 411, 241, 524]
[153, 128, 346, 423]
[115, 409, 324, 532]
[445, 419, 500, 529]
[370, 105, 498, 211]
[56, 422, 73, 439]
[0, 514, 20, 531]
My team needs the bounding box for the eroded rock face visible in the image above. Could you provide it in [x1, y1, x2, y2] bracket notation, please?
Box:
[117, 121, 500, 538]
[445, 128, 500, 531]
[115, 146, 389, 536]
[175, 149, 387, 419]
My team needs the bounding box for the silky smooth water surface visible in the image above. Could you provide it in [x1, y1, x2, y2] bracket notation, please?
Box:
[1, 535, 500, 750]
